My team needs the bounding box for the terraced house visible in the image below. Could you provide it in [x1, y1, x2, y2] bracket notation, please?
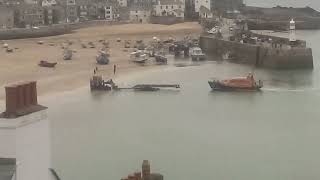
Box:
[153, 0, 185, 19]
[0, 6, 14, 28]
[19, 4, 45, 27]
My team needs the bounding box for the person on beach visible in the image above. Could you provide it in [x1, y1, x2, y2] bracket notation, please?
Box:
[114, 64, 116, 75]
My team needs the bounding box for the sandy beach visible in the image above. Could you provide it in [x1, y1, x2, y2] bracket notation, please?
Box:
[0, 22, 201, 100]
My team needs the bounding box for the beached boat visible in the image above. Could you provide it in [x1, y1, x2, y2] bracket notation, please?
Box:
[63, 49, 73, 60]
[154, 51, 167, 64]
[190, 47, 206, 61]
[38, 60, 57, 68]
[96, 51, 110, 64]
[208, 73, 263, 91]
[130, 50, 148, 64]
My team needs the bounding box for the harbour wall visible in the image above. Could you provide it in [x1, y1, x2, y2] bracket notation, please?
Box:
[200, 35, 313, 69]
[0, 24, 71, 40]
[0, 20, 126, 40]
[247, 20, 320, 30]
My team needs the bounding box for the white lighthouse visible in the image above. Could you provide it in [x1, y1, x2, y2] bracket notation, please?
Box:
[289, 19, 296, 43]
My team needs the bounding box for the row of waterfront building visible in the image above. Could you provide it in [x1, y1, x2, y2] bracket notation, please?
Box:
[0, 0, 243, 28]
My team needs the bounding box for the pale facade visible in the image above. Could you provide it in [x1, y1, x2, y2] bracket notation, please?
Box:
[130, 9, 151, 23]
[153, 0, 185, 18]
[0, 7, 14, 29]
[41, 0, 57, 7]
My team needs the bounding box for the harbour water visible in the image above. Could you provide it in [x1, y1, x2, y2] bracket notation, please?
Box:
[48, 28, 320, 180]
[246, 0, 320, 10]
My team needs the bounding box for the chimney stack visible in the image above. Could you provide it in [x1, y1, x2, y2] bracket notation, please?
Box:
[1, 81, 46, 118]
[142, 160, 151, 180]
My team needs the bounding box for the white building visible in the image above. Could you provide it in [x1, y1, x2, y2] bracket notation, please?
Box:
[130, 6, 151, 23]
[153, 0, 185, 18]
[194, 0, 210, 13]
[41, 0, 57, 7]
[105, 6, 113, 21]
[104, 5, 120, 21]
[0, 82, 52, 180]
[117, 0, 127, 7]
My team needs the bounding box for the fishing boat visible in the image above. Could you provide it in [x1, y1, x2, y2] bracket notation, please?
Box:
[38, 60, 57, 68]
[190, 47, 206, 61]
[90, 75, 117, 91]
[96, 51, 110, 65]
[208, 73, 263, 91]
[130, 50, 148, 64]
[154, 51, 167, 64]
[63, 48, 73, 60]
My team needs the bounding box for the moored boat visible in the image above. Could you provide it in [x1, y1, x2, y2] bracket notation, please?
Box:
[208, 73, 263, 91]
[190, 47, 206, 61]
[154, 51, 168, 64]
[96, 51, 110, 64]
[130, 50, 148, 64]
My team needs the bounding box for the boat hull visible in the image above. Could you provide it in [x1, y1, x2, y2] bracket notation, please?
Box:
[208, 81, 262, 91]
[38, 61, 57, 68]
[155, 55, 167, 64]
[191, 55, 206, 61]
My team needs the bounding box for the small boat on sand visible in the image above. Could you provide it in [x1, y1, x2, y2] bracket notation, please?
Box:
[130, 50, 148, 64]
[96, 51, 110, 64]
[154, 51, 167, 64]
[208, 73, 263, 91]
[38, 60, 57, 68]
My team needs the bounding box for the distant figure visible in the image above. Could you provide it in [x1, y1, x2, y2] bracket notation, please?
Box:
[95, 67, 98, 71]
[114, 64, 117, 75]
[94, 69, 96, 74]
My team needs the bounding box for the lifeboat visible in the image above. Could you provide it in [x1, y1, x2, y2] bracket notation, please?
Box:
[208, 73, 263, 91]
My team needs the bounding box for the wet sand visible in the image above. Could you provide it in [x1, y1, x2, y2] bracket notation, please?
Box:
[0, 22, 201, 100]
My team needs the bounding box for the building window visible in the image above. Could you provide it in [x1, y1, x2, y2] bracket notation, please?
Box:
[106, 11, 110, 14]
[106, 15, 110, 18]
[171, 5, 173, 9]
[160, 6, 162, 9]
[179, 5, 181, 8]
[106, 6, 110, 9]
[166, 6, 168, 9]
